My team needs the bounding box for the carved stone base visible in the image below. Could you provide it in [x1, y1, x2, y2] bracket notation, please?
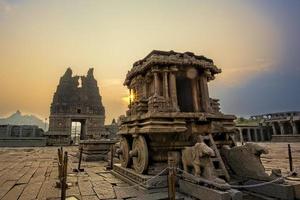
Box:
[112, 164, 168, 190]
[179, 179, 242, 200]
[79, 139, 116, 161]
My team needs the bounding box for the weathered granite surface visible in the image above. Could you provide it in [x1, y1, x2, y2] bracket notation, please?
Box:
[46, 68, 106, 145]
[0, 143, 299, 199]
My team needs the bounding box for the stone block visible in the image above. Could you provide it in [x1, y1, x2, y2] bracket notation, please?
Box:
[179, 179, 235, 200]
[244, 179, 296, 200]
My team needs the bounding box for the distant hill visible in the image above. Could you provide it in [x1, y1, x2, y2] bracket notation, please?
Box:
[0, 110, 48, 130]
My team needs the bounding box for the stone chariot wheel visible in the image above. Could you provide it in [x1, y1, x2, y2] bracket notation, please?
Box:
[131, 135, 149, 174]
[119, 136, 130, 168]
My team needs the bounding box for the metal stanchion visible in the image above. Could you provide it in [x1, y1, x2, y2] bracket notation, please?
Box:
[57, 148, 62, 179]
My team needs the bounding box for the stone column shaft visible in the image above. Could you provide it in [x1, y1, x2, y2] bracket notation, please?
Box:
[143, 83, 148, 98]
[239, 128, 244, 143]
[154, 72, 160, 96]
[19, 126, 23, 137]
[260, 128, 265, 141]
[247, 129, 251, 142]
[254, 129, 258, 142]
[192, 78, 200, 112]
[279, 122, 285, 135]
[32, 127, 36, 137]
[272, 123, 277, 135]
[6, 125, 11, 137]
[292, 121, 298, 135]
[169, 72, 178, 111]
[199, 75, 210, 112]
[163, 72, 169, 100]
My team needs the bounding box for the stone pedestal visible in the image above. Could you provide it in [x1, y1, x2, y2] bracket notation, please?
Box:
[79, 139, 116, 161]
[112, 164, 168, 190]
[179, 179, 242, 200]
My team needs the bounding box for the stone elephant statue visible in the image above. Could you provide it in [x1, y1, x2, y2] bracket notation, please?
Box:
[181, 142, 215, 179]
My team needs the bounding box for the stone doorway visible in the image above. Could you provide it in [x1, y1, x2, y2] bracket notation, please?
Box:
[176, 77, 193, 112]
[71, 119, 86, 145]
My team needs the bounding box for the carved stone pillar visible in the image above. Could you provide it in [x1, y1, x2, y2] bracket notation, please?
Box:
[254, 129, 259, 142]
[169, 70, 179, 111]
[163, 71, 169, 100]
[191, 78, 200, 112]
[239, 128, 244, 143]
[199, 72, 211, 112]
[143, 82, 147, 98]
[279, 122, 285, 135]
[6, 125, 11, 137]
[272, 123, 277, 135]
[32, 126, 36, 137]
[19, 126, 23, 137]
[154, 72, 160, 96]
[247, 129, 251, 142]
[260, 128, 265, 141]
[292, 121, 298, 135]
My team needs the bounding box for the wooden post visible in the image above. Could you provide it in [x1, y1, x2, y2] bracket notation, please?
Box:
[61, 151, 68, 200]
[168, 152, 176, 200]
[57, 148, 62, 180]
[288, 144, 293, 172]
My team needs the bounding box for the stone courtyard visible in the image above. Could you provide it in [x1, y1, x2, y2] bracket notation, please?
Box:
[0, 146, 187, 200]
[0, 143, 299, 200]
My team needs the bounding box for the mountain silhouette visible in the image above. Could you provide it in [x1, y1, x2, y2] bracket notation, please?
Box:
[0, 110, 48, 130]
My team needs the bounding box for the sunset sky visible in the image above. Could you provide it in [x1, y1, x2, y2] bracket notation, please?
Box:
[0, 0, 299, 123]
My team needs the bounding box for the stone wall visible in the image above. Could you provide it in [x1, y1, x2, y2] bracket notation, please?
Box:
[0, 124, 46, 147]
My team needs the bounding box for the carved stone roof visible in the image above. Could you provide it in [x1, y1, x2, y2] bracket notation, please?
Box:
[124, 50, 221, 85]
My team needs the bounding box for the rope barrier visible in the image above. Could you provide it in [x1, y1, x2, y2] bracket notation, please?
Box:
[176, 167, 300, 189]
[112, 166, 299, 190]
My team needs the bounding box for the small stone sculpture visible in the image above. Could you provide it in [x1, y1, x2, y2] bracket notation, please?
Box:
[182, 142, 215, 179]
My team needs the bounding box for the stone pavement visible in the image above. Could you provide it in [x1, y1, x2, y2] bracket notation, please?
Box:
[0, 143, 299, 200]
[0, 146, 189, 200]
[258, 142, 300, 175]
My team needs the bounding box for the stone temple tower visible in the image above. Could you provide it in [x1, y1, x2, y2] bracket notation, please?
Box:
[46, 68, 105, 145]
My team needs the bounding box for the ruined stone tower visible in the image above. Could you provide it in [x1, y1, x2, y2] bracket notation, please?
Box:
[46, 68, 105, 145]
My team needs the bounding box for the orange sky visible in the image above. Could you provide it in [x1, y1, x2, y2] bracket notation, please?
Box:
[0, 1, 283, 123]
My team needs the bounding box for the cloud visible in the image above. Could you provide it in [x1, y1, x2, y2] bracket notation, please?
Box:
[216, 58, 275, 86]
[0, 0, 13, 13]
[101, 78, 123, 87]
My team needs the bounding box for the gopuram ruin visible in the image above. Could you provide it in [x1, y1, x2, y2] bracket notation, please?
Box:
[112, 50, 300, 199]
[46, 68, 106, 145]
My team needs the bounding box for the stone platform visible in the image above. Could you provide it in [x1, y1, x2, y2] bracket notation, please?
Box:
[0, 137, 46, 147]
[112, 164, 168, 190]
[79, 139, 116, 161]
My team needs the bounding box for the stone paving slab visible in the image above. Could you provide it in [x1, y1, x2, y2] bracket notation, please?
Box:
[0, 144, 299, 200]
